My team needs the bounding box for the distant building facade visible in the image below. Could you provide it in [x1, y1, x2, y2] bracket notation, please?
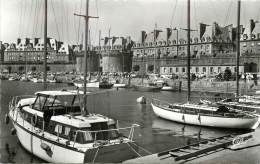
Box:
[132, 20, 260, 76]
[4, 38, 73, 64]
[93, 36, 133, 73]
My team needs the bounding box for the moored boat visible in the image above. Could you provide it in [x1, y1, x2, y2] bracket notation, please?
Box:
[8, 90, 140, 163]
[151, 99, 259, 129]
[132, 83, 161, 92]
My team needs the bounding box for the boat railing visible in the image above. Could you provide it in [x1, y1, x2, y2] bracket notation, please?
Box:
[72, 124, 140, 148]
[9, 95, 36, 111]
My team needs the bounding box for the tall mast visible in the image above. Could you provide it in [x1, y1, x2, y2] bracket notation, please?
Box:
[83, 0, 89, 114]
[236, 0, 241, 97]
[74, 0, 98, 114]
[43, 0, 47, 89]
[187, 0, 191, 102]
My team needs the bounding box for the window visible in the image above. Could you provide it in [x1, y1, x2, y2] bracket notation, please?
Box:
[210, 67, 213, 73]
[203, 67, 206, 73]
[234, 67, 237, 72]
[176, 67, 179, 72]
[182, 67, 185, 73]
[55, 124, 63, 134]
[164, 68, 166, 73]
[170, 68, 172, 73]
[218, 67, 221, 73]
[196, 67, 199, 73]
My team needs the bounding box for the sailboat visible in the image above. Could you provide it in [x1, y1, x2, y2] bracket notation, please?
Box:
[151, 0, 260, 130]
[7, 0, 140, 163]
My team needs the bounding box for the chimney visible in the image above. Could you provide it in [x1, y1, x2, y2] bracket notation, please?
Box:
[141, 31, 146, 43]
[17, 38, 21, 45]
[166, 28, 172, 40]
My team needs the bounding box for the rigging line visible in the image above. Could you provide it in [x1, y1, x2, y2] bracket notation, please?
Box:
[65, 0, 70, 42]
[32, 0, 39, 38]
[77, 0, 83, 45]
[27, 0, 34, 37]
[209, 0, 219, 23]
[35, 0, 41, 37]
[242, 4, 247, 27]
[126, 142, 142, 157]
[40, 0, 44, 38]
[170, 0, 178, 28]
[193, 0, 198, 31]
[22, 0, 28, 38]
[18, 0, 22, 37]
[51, 0, 61, 41]
[224, 1, 233, 25]
[93, 0, 99, 45]
[60, 0, 64, 41]
[73, 0, 78, 43]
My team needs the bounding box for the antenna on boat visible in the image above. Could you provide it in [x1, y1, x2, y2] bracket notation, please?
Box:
[187, 0, 191, 102]
[74, 0, 98, 115]
[236, 0, 241, 98]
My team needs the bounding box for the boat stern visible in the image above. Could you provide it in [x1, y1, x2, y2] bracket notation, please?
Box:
[83, 141, 139, 163]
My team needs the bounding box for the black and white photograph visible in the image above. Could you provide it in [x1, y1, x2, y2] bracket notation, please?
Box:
[1, 0, 260, 163]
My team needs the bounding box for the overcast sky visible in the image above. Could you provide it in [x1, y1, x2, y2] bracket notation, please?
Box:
[1, 0, 260, 45]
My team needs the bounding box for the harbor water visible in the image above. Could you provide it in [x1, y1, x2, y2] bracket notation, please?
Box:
[0, 80, 250, 163]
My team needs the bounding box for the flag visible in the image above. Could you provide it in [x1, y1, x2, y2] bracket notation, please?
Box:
[104, 37, 109, 45]
[199, 23, 209, 39]
[250, 19, 256, 33]
[166, 28, 172, 40]
[215, 24, 222, 35]
[112, 37, 118, 45]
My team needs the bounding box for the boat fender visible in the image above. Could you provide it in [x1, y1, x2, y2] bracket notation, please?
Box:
[182, 114, 185, 121]
[31, 114, 38, 127]
[11, 128, 16, 135]
[40, 143, 53, 157]
[5, 114, 9, 125]
[198, 114, 201, 123]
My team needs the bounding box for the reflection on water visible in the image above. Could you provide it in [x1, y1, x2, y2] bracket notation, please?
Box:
[0, 80, 250, 163]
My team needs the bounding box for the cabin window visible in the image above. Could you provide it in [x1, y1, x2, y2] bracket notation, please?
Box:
[75, 131, 93, 144]
[55, 124, 63, 134]
[33, 96, 47, 110]
[64, 127, 71, 136]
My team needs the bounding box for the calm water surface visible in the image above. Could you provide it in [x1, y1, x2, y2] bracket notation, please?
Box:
[0, 80, 247, 163]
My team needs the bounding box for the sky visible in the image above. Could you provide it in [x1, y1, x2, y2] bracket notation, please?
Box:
[1, 0, 260, 45]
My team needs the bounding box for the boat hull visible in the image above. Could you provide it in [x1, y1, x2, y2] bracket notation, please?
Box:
[161, 86, 176, 91]
[113, 83, 127, 88]
[13, 121, 85, 163]
[151, 103, 259, 129]
[133, 85, 161, 92]
[74, 82, 99, 88]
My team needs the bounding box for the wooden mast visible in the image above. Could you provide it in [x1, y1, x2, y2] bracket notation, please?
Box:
[187, 0, 191, 102]
[74, 0, 98, 115]
[43, 0, 47, 89]
[236, 0, 241, 97]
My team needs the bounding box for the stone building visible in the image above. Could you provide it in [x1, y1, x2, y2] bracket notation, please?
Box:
[2, 37, 75, 73]
[132, 20, 260, 76]
[93, 36, 133, 73]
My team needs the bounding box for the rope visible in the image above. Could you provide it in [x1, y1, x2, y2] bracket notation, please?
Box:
[131, 142, 153, 155]
[27, 0, 34, 37]
[127, 142, 142, 157]
[170, 0, 178, 28]
[92, 147, 99, 163]
[51, 0, 61, 41]
[224, 1, 233, 25]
